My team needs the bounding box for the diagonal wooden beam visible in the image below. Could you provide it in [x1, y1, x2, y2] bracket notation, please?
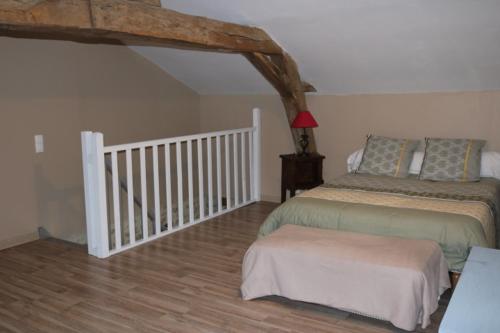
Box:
[0, 0, 317, 153]
[244, 52, 317, 153]
[270, 53, 317, 153]
[244, 52, 291, 98]
[245, 53, 316, 95]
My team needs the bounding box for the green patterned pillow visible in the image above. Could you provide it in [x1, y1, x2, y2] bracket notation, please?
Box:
[419, 138, 486, 182]
[356, 135, 419, 177]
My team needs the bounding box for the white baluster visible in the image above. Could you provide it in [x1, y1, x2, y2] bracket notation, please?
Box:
[253, 108, 262, 201]
[165, 144, 173, 231]
[153, 145, 161, 235]
[225, 134, 231, 209]
[176, 142, 183, 227]
[197, 138, 205, 219]
[249, 131, 254, 202]
[111, 151, 121, 250]
[241, 131, 247, 203]
[125, 149, 135, 244]
[187, 140, 194, 224]
[233, 133, 239, 206]
[140, 147, 148, 239]
[207, 137, 213, 216]
[216, 135, 222, 212]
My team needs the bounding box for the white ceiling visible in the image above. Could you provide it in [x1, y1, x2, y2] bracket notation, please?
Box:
[132, 0, 500, 95]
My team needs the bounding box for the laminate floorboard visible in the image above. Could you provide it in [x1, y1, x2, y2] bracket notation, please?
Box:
[0, 202, 448, 333]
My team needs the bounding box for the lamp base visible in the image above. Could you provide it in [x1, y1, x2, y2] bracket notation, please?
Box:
[299, 128, 309, 156]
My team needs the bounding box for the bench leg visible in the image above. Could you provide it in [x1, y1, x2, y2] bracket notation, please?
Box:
[450, 272, 461, 290]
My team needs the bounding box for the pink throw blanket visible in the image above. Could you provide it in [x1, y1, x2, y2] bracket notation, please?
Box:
[241, 225, 450, 331]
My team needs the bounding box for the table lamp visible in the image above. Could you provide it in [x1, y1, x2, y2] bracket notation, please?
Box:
[291, 110, 318, 155]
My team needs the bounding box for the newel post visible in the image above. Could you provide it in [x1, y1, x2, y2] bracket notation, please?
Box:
[81, 131, 109, 258]
[252, 108, 262, 201]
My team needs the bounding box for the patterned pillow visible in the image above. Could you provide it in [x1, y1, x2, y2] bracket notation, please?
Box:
[356, 135, 419, 177]
[419, 138, 486, 182]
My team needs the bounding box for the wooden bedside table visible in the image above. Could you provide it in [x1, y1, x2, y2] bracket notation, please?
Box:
[280, 153, 325, 203]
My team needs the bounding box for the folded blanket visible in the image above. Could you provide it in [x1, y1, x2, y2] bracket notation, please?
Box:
[326, 173, 500, 244]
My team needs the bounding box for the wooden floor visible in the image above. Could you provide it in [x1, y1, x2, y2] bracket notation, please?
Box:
[0, 202, 449, 333]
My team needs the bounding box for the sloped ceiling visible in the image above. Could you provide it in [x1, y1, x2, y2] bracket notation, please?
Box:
[132, 0, 500, 95]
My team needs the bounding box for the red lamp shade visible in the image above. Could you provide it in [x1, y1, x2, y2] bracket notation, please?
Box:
[291, 111, 318, 128]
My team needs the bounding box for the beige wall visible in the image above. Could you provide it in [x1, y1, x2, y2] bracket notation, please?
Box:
[200, 91, 500, 202]
[199, 96, 294, 202]
[3, 35, 500, 249]
[0, 37, 200, 249]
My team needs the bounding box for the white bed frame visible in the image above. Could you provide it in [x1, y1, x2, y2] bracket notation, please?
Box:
[81, 108, 261, 258]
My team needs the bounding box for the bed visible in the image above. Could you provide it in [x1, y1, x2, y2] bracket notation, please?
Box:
[259, 173, 500, 271]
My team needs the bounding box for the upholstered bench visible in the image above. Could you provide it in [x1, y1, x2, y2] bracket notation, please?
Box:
[241, 225, 451, 331]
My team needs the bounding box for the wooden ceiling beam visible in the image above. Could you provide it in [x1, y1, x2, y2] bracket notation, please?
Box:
[129, 0, 161, 7]
[0, 0, 282, 54]
[0, 0, 318, 153]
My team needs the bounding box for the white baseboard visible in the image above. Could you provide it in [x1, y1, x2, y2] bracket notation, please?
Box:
[0, 232, 39, 251]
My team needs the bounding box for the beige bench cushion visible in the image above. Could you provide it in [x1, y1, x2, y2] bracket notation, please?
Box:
[241, 225, 450, 331]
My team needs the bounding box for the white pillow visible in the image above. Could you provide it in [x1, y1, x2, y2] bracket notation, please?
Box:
[409, 151, 424, 175]
[481, 151, 500, 179]
[346, 148, 364, 173]
[347, 149, 500, 180]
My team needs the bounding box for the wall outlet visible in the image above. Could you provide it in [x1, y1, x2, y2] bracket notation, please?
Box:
[34, 135, 44, 153]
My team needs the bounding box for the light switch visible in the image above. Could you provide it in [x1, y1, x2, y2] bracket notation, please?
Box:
[34, 135, 44, 153]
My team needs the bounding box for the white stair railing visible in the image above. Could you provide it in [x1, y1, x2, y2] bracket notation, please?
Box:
[81, 108, 261, 258]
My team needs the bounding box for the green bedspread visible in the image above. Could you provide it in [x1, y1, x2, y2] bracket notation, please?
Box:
[259, 174, 500, 272]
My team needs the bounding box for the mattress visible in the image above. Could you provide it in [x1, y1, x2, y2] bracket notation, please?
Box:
[259, 173, 500, 271]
